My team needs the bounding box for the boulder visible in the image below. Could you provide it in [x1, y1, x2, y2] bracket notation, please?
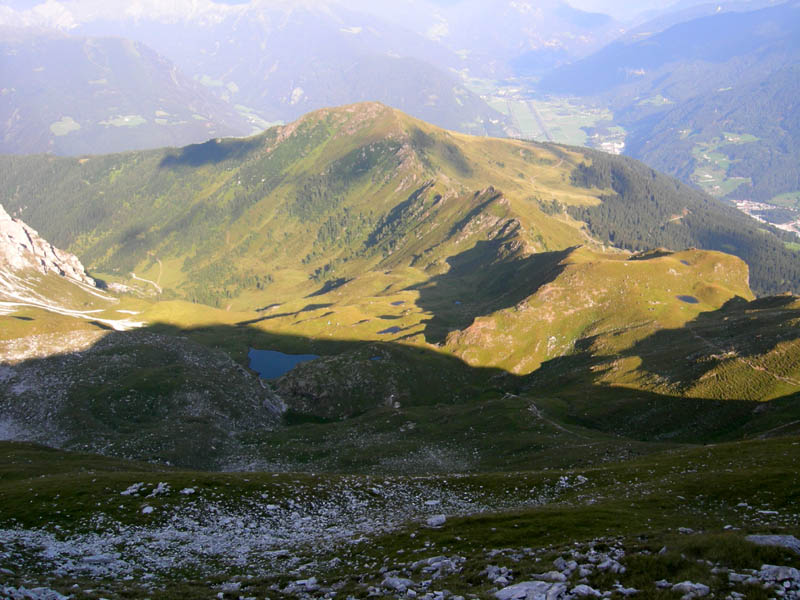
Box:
[746, 534, 800, 555]
[495, 581, 567, 600]
[382, 577, 416, 593]
[671, 581, 710, 598]
[759, 564, 800, 583]
[426, 514, 447, 528]
[571, 584, 602, 597]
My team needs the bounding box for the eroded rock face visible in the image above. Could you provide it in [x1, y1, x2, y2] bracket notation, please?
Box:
[0, 204, 95, 286]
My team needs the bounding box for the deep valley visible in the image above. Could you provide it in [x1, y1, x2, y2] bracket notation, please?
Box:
[1, 1, 800, 596]
[1, 101, 799, 598]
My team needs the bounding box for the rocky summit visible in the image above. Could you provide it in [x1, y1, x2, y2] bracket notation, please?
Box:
[0, 203, 94, 287]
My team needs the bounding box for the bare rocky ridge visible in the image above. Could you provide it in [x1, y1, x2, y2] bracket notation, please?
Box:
[0, 203, 95, 286]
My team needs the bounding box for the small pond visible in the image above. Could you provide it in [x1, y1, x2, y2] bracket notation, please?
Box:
[248, 349, 320, 379]
[676, 295, 700, 304]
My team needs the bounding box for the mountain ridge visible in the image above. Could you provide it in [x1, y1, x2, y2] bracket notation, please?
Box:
[4, 101, 797, 304]
[2, 104, 800, 422]
[537, 2, 800, 204]
[0, 27, 256, 155]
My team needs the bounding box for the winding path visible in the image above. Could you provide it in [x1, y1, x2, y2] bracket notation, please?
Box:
[130, 271, 162, 294]
[516, 395, 591, 440]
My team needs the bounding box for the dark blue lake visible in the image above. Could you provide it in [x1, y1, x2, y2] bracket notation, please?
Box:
[676, 295, 700, 304]
[248, 349, 320, 379]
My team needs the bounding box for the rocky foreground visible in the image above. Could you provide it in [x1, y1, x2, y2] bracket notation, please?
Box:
[1, 463, 799, 599]
[2, 533, 799, 599]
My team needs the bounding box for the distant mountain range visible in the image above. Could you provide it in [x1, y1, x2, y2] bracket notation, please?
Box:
[74, 1, 509, 133]
[0, 27, 255, 155]
[539, 1, 800, 204]
[539, 2, 799, 100]
[0, 0, 667, 155]
[348, 0, 623, 77]
[3, 0, 798, 186]
[0, 1, 520, 151]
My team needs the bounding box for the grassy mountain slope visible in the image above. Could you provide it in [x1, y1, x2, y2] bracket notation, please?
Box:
[0, 103, 594, 309]
[2, 102, 798, 306]
[4, 103, 800, 472]
[525, 291, 800, 405]
[0, 28, 254, 155]
[566, 149, 800, 296]
[444, 246, 753, 374]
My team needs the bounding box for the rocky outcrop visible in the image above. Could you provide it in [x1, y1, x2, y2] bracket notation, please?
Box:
[0, 203, 95, 286]
[0, 329, 285, 469]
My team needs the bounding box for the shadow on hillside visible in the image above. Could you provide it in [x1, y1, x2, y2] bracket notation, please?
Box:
[525, 352, 800, 444]
[236, 303, 335, 326]
[159, 137, 262, 168]
[409, 244, 576, 343]
[619, 294, 800, 391]
[521, 293, 800, 442]
[0, 320, 519, 471]
[5, 315, 800, 474]
[307, 278, 351, 297]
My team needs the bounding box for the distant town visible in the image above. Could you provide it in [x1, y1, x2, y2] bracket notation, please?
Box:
[734, 199, 800, 237]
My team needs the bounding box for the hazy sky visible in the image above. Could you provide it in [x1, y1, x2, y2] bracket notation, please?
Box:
[0, 0, 675, 15]
[0, 0, 698, 23]
[567, 1, 683, 19]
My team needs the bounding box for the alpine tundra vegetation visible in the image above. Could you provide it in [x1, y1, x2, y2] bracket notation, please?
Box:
[1, 100, 799, 598]
[3, 0, 800, 592]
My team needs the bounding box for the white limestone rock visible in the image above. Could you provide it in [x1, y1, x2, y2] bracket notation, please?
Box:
[746, 534, 800, 555]
[0, 203, 95, 286]
[671, 580, 710, 598]
[426, 514, 446, 528]
[571, 584, 603, 597]
[495, 580, 567, 600]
